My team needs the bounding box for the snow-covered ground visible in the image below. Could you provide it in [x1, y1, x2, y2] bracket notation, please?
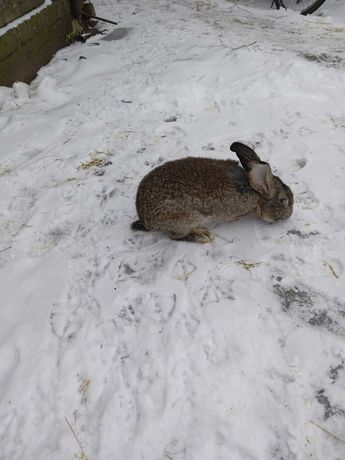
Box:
[1, 0, 345, 458]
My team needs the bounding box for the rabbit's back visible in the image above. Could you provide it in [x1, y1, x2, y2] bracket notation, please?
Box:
[136, 157, 259, 230]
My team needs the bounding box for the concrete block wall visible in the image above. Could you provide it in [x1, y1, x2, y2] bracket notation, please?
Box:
[0, 0, 85, 87]
[0, 0, 44, 28]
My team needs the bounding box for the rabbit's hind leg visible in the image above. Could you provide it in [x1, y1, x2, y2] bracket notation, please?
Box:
[169, 227, 214, 243]
[157, 210, 212, 243]
[187, 227, 214, 244]
[168, 230, 191, 241]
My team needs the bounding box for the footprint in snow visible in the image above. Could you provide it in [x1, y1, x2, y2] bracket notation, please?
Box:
[123, 232, 161, 250]
[116, 248, 172, 284]
[172, 258, 197, 280]
[116, 291, 176, 330]
[295, 188, 319, 210]
[290, 157, 307, 172]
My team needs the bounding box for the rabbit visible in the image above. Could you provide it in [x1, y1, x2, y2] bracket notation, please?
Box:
[131, 142, 293, 243]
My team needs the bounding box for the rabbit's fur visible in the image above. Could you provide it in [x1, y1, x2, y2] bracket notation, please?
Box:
[132, 142, 293, 242]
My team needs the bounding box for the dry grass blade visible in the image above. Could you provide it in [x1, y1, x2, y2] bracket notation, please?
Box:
[79, 157, 106, 170]
[324, 261, 339, 279]
[310, 420, 345, 445]
[79, 379, 91, 394]
[0, 165, 13, 176]
[232, 40, 257, 51]
[78, 151, 112, 170]
[235, 260, 261, 271]
[0, 246, 11, 253]
[65, 417, 88, 460]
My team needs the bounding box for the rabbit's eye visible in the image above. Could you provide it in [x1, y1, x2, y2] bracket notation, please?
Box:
[280, 198, 288, 205]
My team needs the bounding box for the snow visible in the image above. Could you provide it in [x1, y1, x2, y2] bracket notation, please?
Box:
[1, 0, 345, 458]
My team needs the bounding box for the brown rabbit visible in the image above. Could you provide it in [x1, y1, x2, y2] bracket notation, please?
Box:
[132, 142, 293, 242]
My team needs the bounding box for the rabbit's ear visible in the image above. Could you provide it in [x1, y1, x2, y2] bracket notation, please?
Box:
[248, 162, 274, 199]
[230, 142, 261, 169]
[230, 142, 274, 198]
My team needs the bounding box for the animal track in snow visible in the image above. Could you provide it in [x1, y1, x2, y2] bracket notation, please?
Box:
[291, 158, 307, 172]
[295, 189, 319, 210]
[172, 258, 197, 280]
